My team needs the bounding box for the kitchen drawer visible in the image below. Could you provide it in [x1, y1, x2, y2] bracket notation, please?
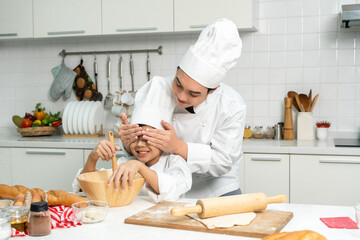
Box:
[290, 154, 360, 206]
[243, 153, 289, 201]
[0, 148, 12, 185]
[11, 148, 84, 191]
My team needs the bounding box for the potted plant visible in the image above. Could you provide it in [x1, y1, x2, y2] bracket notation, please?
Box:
[315, 121, 331, 141]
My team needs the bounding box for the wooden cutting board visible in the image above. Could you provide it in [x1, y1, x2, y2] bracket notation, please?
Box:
[125, 201, 293, 238]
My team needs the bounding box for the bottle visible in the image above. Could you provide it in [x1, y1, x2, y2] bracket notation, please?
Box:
[28, 201, 51, 236]
[265, 126, 275, 139]
[0, 211, 11, 240]
[253, 126, 264, 139]
[4, 206, 29, 232]
[243, 125, 253, 139]
[275, 123, 282, 140]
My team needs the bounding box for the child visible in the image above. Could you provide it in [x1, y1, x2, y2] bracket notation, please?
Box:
[73, 80, 191, 202]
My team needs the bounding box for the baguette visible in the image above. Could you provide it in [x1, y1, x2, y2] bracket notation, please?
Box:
[13, 193, 25, 206]
[262, 230, 327, 240]
[0, 184, 86, 207]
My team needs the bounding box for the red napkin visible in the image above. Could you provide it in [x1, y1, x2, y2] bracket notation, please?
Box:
[320, 217, 359, 229]
[11, 206, 82, 237]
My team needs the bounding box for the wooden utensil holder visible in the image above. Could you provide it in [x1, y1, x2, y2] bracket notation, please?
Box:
[297, 112, 314, 140]
[283, 98, 294, 140]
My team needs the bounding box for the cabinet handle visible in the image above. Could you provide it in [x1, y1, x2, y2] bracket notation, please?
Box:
[251, 157, 281, 161]
[319, 159, 360, 164]
[26, 150, 66, 155]
[189, 24, 208, 29]
[116, 27, 157, 32]
[0, 33, 17, 37]
[47, 30, 85, 35]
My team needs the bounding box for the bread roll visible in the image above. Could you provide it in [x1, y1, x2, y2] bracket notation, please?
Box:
[46, 190, 86, 207]
[262, 230, 327, 240]
[13, 193, 25, 206]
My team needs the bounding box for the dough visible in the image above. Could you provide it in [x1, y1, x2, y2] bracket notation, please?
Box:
[187, 212, 256, 229]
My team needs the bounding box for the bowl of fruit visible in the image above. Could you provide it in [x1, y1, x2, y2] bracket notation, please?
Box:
[13, 103, 62, 137]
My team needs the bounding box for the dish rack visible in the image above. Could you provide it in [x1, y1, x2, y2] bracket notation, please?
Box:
[63, 124, 104, 138]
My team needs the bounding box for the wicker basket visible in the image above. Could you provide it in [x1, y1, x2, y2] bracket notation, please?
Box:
[17, 126, 56, 137]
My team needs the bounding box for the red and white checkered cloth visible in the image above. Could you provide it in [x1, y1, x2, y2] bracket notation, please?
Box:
[11, 206, 82, 237]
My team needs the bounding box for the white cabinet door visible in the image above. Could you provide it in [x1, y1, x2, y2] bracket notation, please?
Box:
[83, 149, 125, 170]
[290, 155, 360, 206]
[102, 0, 173, 35]
[174, 0, 257, 32]
[243, 153, 289, 201]
[11, 148, 83, 192]
[0, 0, 33, 39]
[33, 0, 101, 38]
[0, 148, 12, 185]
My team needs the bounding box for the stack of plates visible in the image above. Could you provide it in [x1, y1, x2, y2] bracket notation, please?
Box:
[62, 101, 104, 135]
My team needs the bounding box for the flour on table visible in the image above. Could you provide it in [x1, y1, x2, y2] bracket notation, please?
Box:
[187, 212, 256, 229]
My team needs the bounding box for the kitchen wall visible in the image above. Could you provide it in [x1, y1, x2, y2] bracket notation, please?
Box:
[0, 0, 359, 134]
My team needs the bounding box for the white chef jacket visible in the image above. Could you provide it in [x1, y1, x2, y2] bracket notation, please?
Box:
[72, 152, 192, 203]
[123, 76, 246, 198]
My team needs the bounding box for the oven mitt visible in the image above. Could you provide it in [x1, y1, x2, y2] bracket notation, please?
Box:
[73, 59, 102, 101]
[50, 64, 76, 100]
[320, 217, 359, 229]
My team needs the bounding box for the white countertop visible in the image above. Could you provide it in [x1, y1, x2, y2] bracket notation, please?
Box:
[1, 126, 360, 156]
[18, 196, 360, 240]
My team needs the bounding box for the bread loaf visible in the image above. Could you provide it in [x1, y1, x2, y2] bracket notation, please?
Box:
[262, 230, 327, 240]
[0, 184, 85, 207]
[13, 193, 25, 206]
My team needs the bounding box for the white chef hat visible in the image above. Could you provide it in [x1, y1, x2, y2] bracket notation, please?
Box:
[130, 77, 176, 130]
[179, 18, 242, 89]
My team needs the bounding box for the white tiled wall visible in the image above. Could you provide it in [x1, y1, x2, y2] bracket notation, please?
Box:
[0, 0, 359, 133]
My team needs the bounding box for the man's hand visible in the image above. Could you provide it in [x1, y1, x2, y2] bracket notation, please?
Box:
[118, 112, 142, 153]
[142, 120, 188, 160]
[89, 140, 120, 162]
[107, 160, 144, 191]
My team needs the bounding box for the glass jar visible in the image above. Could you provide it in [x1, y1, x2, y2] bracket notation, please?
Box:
[3, 206, 29, 232]
[0, 211, 11, 240]
[253, 126, 264, 139]
[28, 201, 51, 236]
[243, 125, 253, 139]
[265, 126, 275, 139]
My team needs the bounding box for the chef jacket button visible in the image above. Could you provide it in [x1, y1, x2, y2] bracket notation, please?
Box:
[202, 121, 206, 127]
[173, 117, 176, 122]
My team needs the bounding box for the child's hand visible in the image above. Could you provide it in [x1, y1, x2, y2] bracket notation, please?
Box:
[90, 140, 120, 161]
[107, 160, 143, 191]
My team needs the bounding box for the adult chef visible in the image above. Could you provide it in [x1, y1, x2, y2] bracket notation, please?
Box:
[119, 18, 246, 198]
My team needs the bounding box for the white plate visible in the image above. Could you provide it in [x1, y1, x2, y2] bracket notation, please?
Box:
[72, 101, 84, 134]
[78, 101, 90, 135]
[88, 102, 104, 135]
[82, 102, 94, 134]
[62, 101, 75, 134]
[67, 101, 78, 135]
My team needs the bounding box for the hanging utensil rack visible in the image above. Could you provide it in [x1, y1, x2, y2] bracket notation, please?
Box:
[59, 46, 163, 58]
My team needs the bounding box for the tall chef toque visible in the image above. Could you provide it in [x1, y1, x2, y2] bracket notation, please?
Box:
[179, 18, 242, 89]
[130, 77, 176, 130]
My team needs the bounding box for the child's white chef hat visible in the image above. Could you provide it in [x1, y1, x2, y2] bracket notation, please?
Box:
[130, 77, 176, 130]
[179, 18, 242, 89]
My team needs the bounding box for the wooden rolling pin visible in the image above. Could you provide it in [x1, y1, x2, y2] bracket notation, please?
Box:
[108, 131, 117, 172]
[171, 193, 287, 219]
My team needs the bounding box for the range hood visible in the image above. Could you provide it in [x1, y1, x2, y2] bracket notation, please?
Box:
[341, 4, 360, 28]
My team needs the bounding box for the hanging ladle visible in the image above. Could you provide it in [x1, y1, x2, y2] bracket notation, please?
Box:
[104, 55, 114, 109]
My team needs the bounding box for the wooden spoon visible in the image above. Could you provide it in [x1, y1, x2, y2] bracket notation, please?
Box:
[299, 94, 309, 112]
[308, 89, 312, 110]
[287, 91, 302, 112]
[108, 131, 117, 172]
[309, 94, 319, 112]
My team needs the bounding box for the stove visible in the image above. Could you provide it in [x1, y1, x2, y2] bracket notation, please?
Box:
[334, 138, 360, 147]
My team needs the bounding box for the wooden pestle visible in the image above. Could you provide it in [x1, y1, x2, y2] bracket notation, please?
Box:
[283, 97, 294, 140]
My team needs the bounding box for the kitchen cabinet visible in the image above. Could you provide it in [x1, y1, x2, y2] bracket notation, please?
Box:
[290, 154, 360, 206]
[11, 148, 84, 191]
[0, 0, 33, 39]
[174, 0, 258, 32]
[33, 0, 102, 38]
[102, 0, 173, 35]
[243, 153, 289, 201]
[0, 148, 12, 185]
